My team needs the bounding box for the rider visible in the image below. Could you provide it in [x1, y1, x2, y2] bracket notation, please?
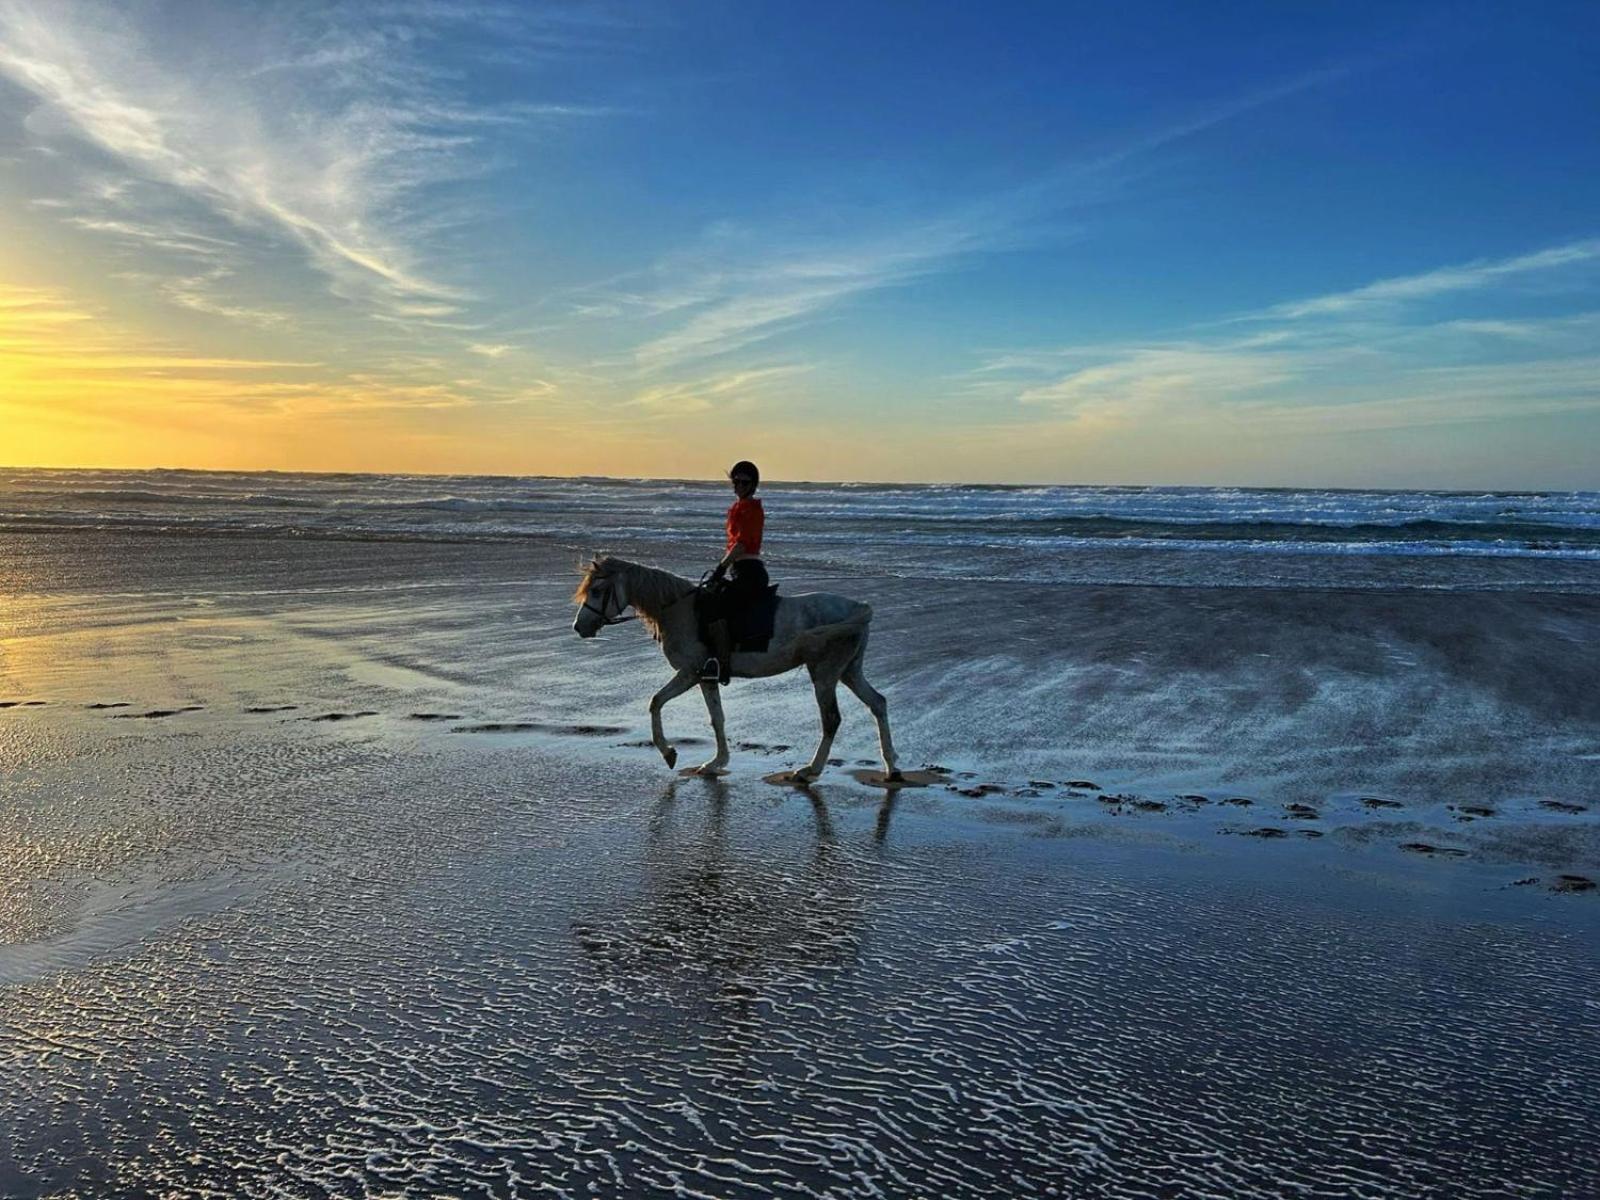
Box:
[701, 460, 766, 684]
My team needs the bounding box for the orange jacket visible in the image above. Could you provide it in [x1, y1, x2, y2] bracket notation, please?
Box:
[726, 497, 764, 556]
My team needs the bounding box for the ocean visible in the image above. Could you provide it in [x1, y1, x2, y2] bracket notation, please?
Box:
[4, 468, 1598, 591]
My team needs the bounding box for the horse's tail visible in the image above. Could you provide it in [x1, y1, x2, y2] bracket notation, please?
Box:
[792, 604, 872, 659]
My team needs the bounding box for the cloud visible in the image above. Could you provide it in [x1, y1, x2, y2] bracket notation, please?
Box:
[1263, 239, 1600, 320]
[549, 61, 1363, 374]
[633, 364, 810, 415]
[0, 0, 610, 322]
[977, 238, 1600, 437]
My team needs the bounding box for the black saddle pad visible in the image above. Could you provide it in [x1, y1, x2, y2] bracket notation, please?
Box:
[731, 585, 781, 652]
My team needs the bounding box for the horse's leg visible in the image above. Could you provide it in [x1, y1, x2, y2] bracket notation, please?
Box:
[842, 655, 899, 780]
[693, 681, 731, 774]
[799, 664, 844, 781]
[649, 668, 698, 769]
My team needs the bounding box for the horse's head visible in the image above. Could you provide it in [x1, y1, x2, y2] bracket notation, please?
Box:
[572, 558, 631, 638]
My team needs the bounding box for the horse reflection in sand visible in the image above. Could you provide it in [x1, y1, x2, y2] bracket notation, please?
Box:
[569, 778, 867, 1013]
[573, 556, 899, 781]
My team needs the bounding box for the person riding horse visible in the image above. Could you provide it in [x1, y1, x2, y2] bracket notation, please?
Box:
[700, 460, 767, 684]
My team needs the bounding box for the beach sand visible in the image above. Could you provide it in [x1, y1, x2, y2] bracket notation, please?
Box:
[2, 530, 1598, 1197]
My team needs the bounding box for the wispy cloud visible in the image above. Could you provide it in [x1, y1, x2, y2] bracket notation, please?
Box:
[0, 0, 612, 322]
[974, 238, 1600, 436]
[1263, 239, 1600, 320]
[633, 364, 810, 415]
[556, 61, 1361, 374]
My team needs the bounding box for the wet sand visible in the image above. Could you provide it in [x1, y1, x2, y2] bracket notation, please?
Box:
[2, 530, 1598, 1197]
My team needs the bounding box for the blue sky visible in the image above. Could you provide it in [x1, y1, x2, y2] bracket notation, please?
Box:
[1, 0, 1597, 486]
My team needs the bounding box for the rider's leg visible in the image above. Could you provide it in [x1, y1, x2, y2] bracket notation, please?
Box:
[702, 618, 733, 684]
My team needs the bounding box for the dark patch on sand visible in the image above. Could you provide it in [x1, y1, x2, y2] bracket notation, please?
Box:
[851, 769, 940, 789]
[245, 705, 299, 714]
[1451, 804, 1497, 820]
[763, 770, 821, 788]
[1399, 842, 1469, 857]
[1361, 796, 1404, 809]
[113, 706, 204, 720]
[1028, 780, 1058, 789]
[456, 721, 625, 736]
[1223, 797, 1254, 807]
[1511, 877, 1539, 887]
[1129, 798, 1168, 813]
[300, 711, 379, 723]
[1064, 780, 1101, 791]
[1538, 800, 1588, 814]
[1552, 874, 1596, 894]
[952, 783, 1007, 799]
[1176, 793, 1210, 804]
[1284, 803, 1320, 820]
[735, 741, 790, 754]
[408, 712, 463, 721]
[1237, 827, 1289, 839]
[1297, 829, 1325, 839]
[84, 702, 131, 710]
[0, 701, 48, 708]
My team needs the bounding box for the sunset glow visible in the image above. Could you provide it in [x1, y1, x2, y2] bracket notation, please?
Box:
[1, 2, 1597, 486]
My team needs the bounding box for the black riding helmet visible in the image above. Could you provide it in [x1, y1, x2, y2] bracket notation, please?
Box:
[728, 460, 760, 488]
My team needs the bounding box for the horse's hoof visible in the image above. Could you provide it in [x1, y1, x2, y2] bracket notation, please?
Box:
[663, 747, 677, 769]
[886, 770, 904, 783]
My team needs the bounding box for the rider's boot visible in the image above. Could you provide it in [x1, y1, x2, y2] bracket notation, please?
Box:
[701, 619, 733, 685]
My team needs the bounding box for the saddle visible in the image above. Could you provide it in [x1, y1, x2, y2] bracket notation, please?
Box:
[697, 581, 782, 653]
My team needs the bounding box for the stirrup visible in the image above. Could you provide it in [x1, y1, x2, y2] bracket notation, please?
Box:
[699, 657, 721, 682]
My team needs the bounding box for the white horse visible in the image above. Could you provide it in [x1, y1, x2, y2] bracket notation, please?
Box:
[573, 556, 899, 781]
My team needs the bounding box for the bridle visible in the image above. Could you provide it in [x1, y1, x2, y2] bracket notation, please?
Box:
[580, 577, 637, 626]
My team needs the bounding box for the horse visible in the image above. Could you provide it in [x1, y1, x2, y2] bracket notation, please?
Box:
[573, 556, 900, 781]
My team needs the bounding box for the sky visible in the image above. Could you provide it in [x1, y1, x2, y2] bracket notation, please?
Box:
[1, 0, 1597, 488]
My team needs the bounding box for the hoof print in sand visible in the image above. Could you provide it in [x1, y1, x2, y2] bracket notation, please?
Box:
[1538, 800, 1588, 814]
[1283, 804, 1320, 820]
[1552, 874, 1596, 894]
[1063, 780, 1101, 791]
[1399, 842, 1469, 857]
[245, 705, 299, 714]
[1361, 796, 1404, 809]
[952, 783, 1007, 799]
[1237, 827, 1289, 839]
[0, 701, 48, 708]
[763, 770, 821, 788]
[850, 769, 939, 789]
[408, 712, 462, 721]
[301, 711, 378, 723]
[1223, 797, 1254, 807]
[1451, 804, 1496, 820]
[85, 702, 131, 710]
[1176, 793, 1210, 804]
[114, 706, 203, 720]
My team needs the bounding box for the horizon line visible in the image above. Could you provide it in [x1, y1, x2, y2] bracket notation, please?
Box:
[1, 463, 1594, 496]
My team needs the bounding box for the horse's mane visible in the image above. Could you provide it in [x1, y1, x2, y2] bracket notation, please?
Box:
[574, 556, 696, 641]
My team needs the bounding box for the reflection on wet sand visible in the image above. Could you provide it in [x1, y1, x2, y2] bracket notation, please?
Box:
[571, 780, 863, 1013]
